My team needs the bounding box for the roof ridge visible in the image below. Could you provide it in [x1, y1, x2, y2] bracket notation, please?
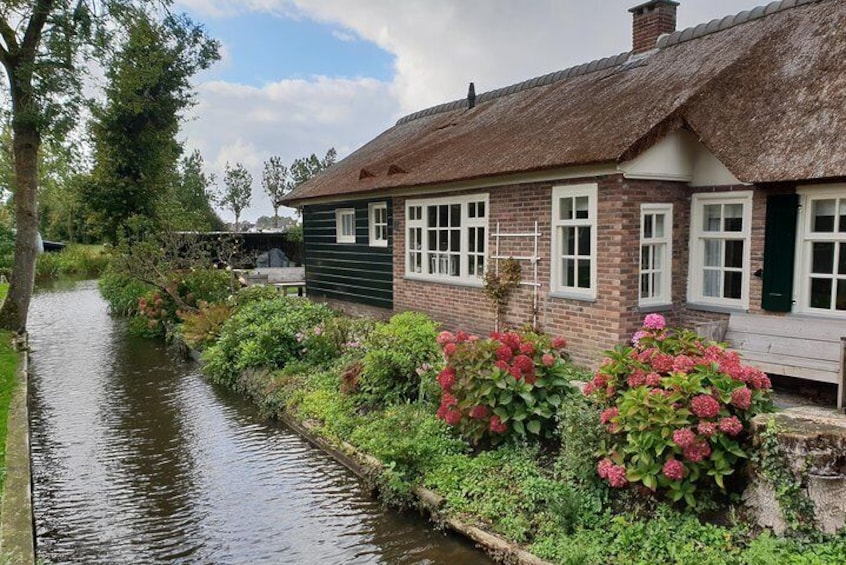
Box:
[395, 51, 631, 126]
[394, 0, 824, 127]
[657, 0, 822, 49]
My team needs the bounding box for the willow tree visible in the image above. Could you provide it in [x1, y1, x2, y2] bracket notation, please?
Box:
[0, 1, 213, 331]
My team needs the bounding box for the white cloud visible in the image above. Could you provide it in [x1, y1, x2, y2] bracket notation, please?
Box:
[175, 0, 767, 220]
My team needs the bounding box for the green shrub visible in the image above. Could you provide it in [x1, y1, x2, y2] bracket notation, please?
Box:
[556, 393, 609, 499]
[202, 297, 335, 388]
[230, 284, 280, 309]
[99, 267, 153, 316]
[0, 224, 15, 278]
[357, 311, 440, 406]
[176, 268, 231, 306]
[586, 313, 773, 508]
[435, 329, 574, 444]
[179, 301, 232, 350]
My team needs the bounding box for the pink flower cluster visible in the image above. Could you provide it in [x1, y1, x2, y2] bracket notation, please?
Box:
[598, 459, 628, 488]
[662, 458, 685, 481]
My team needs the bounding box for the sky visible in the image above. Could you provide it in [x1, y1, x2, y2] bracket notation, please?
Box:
[173, 0, 768, 223]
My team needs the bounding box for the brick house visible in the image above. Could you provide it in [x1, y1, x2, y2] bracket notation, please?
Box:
[283, 0, 846, 373]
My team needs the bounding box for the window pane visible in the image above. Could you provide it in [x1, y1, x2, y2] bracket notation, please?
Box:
[577, 259, 591, 288]
[477, 202, 485, 218]
[427, 205, 437, 227]
[565, 227, 575, 255]
[450, 229, 460, 252]
[724, 204, 743, 232]
[560, 197, 573, 221]
[428, 230, 437, 251]
[578, 226, 591, 255]
[724, 271, 742, 299]
[838, 280, 846, 311]
[641, 246, 650, 269]
[810, 278, 832, 309]
[725, 240, 744, 269]
[477, 228, 485, 252]
[439, 230, 448, 251]
[641, 273, 649, 299]
[449, 256, 459, 276]
[704, 205, 721, 232]
[477, 256, 485, 275]
[438, 205, 448, 226]
[643, 214, 653, 239]
[653, 272, 662, 296]
[704, 240, 721, 267]
[812, 242, 835, 274]
[653, 244, 663, 269]
[575, 196, 589, 219]
[840, 200, 846, 233]
[469, 228, 475, 251]
[813, 199, 836, 232]
[468, 203, 476, 218]
[564, 258, 575, 287]
[450, 204, 461, 227]
[654, 214, 665, 238]
[840, 243, 846, 275]
[703, 270, 720, 297]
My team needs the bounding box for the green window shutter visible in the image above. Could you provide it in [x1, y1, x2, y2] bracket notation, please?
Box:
[761, 193, 799, 312]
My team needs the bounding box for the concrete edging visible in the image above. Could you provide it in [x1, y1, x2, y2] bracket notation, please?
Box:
[0, 336, 35, 564]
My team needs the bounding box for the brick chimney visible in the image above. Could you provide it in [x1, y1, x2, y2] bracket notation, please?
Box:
[629, 0, 679, 54]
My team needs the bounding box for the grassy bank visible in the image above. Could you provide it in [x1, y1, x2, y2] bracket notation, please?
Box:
[35, 244, 111, 280]
[0, 333, 16, 506]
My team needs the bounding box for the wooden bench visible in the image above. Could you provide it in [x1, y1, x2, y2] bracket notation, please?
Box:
[698, 313, 846, 410]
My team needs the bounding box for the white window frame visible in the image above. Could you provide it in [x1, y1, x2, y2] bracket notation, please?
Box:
[335, 208, 356, 244]
[368, 202, 388, 247]
[687, 191, 753, 310]
[794, 185, 846, 317]
[550, 183, 598, 300]
[404, 193, 489, 286]
[639, 203, 673, 307]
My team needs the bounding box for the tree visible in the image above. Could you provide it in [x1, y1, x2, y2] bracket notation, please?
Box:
[0, 1, 216, 331]
[218, 162, 252, 232]
[261, 155, 287, 229]
[290, 147, 337, 186]
[160, 149, 224, 232]
[85, 13, 219, 242]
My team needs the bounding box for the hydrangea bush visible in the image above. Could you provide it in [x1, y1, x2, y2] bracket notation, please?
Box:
[586, 314, 772, 506]
[435, 329, 574, 444]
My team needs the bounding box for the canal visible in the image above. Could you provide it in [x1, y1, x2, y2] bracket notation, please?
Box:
[28, 280, 489, 564]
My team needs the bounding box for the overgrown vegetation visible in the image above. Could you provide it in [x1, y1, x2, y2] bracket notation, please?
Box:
[100, 275, 846, 564]
[0, 330, 18, 503]
[35, 245, 111, 280]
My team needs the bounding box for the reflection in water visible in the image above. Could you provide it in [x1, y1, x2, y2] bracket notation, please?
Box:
[29, 280, 490, 564]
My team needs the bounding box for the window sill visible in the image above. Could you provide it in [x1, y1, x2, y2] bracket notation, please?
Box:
[549, 290, 596, 303]
[404, 274, 484, 289]
[368, 241, 389, 248]
[685, 302, 748, 315]
[636, 303, 674, 313]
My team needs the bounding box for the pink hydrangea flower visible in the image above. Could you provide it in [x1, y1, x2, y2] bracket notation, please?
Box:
[600, 406, 619, 425]
[455, 330, 470, 343]
[643, 313, 666, 330]
[444, 408, 462, 426]
[597, 458, 614, 479]
[672, 428, 697, 449]
[496, 345, 513, 362]
[627, 369, 646, 388]
[489, 415, 507, 434]
[662, 458, 685, 481]
[437, 368, 456, 391]
[697, 421, 717, 437]
[731, 387, 752, 410]
[552, 336, 567, 350]
[651, 353, 675, 374]
[436, 331, 456, 346]
[690, 395, 721, 419]
[443, 343, 457, 357]
[683, 440, 712, 462]
[606, 465, 628, 488]
[672, 355, 696, 373]
[631, 330, 648, 346]
[719, 416, 743, 436]
[645, 372, 662, 387]
[519, 342, 535, 356]
[469, 405, 490, 419]
[541, 353, 555, 367]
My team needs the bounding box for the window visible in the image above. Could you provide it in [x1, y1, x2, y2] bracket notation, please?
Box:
[640, 204, 673, 306]
[335, 208, 355, 243]
[551, 184, 597, 299]
[405, 194, 488, 284]
[796, 186, 846, 315]
[369, 202, 388, 246]
[688, 191, 752, 309]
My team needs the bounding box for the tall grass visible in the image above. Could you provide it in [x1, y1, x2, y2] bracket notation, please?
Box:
[35, 244, 111, 279]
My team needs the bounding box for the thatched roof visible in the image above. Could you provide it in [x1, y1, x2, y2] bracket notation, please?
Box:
[285, 0, 846, 205]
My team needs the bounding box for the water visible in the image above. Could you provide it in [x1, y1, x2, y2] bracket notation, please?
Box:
[29, 280, 490, 564]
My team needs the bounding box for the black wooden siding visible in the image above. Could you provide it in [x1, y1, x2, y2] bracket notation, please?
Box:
[303, 199, 393, 309]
